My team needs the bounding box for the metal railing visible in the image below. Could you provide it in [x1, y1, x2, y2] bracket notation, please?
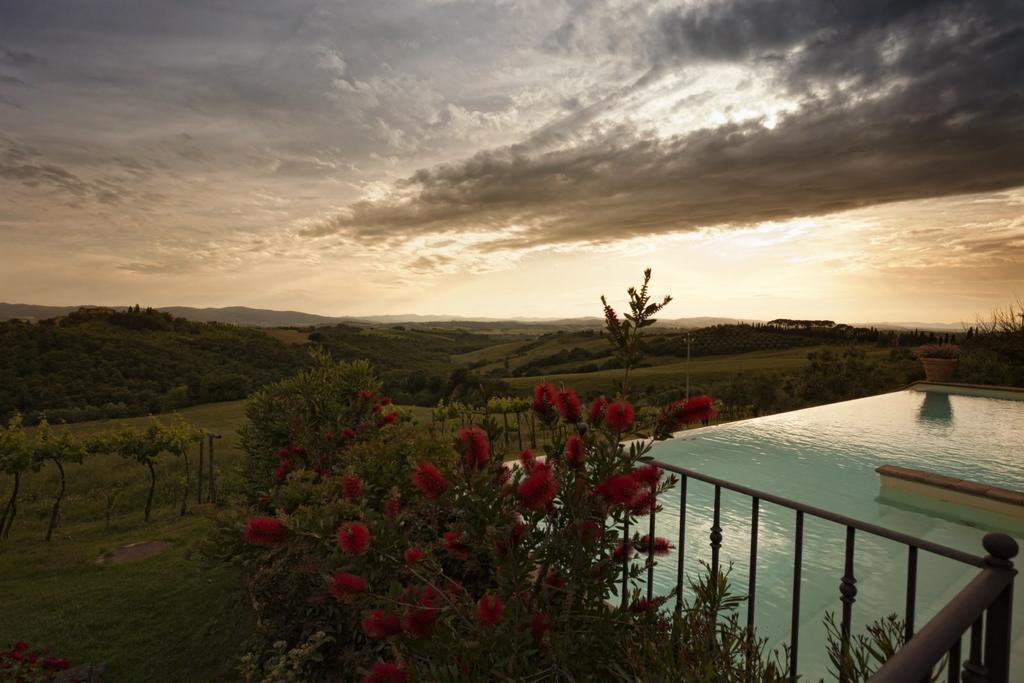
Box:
[630, 460, 1018, 682]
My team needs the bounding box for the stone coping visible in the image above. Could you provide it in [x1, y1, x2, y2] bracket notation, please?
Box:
[906, 381, 1024, 401]
[876, 465, 1024, 507]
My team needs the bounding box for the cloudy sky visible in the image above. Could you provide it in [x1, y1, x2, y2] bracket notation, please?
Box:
[1, 0, 1022, 322]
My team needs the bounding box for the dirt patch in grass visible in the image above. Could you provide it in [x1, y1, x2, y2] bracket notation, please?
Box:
[96, 540, 171, 565]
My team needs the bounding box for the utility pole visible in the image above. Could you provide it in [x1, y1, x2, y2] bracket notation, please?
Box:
[685, 334, 692, 400]
[207, 433, 222, 505]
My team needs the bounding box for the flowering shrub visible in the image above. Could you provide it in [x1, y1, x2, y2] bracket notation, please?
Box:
[230, 358, 753, 681]
[238, 350, 384, 493]
[916, 343, 960, 359]
[1, 642, 73, 682]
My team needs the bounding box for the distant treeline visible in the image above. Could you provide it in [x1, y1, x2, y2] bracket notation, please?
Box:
[3, 306, 1019, 425]
[0, 307, 305, 423]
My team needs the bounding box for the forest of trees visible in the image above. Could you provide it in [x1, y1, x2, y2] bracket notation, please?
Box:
[0, 307, 305, 423]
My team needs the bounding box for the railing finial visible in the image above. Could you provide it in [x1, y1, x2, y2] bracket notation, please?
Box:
[982, 533, 1019, 568]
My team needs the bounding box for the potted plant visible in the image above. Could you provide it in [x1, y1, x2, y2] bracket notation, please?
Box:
[916, 343, 960, 382]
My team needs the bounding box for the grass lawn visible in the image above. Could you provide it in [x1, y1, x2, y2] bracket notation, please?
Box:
[0, 512, 251, 682]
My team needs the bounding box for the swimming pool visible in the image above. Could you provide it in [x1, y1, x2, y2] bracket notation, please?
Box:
[643, 384, 1024, 678]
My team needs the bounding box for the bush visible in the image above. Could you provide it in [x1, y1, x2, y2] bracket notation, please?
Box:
[225, 362, 764, 681]
[238, 349, 382, 494]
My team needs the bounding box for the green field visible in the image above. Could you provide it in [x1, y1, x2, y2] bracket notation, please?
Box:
[505, 345, 891, 394]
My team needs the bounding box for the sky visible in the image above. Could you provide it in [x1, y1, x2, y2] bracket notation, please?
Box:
[1, 0, 1023, 323]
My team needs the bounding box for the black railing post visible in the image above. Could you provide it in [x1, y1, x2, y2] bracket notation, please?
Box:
[948, 638, 961, 683]
[790, 510, 804, 680]
[675, 476, 687, 616]
[646, 499, 657, 602]
[839, 526, 858, 682]
[981, 533, 1018, 683]
[962, 616, 987, 683]
[710, 485, 722, 578]
[747, 497, 759, 633]
[906, 545, 918, 642]
[621, 515, 630, 610]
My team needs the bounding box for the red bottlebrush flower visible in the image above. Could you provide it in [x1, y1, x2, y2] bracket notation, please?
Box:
[403, 547, 423, 567]
[362, 609, 402, 638]
[243, 517, 285, 546]
[518, 448, 536, 469]
[595, 473, 637, 506]
[554, 387, 582, 422]
[564, 435, 586, 467]
[581, 520, 602, 544]
[457, 426, 489, 469]
[340, 427, 356, 440]
[380, 410, 399, 425]
[443, 530, 471, 559]
[328, 571, 368, 600]
[632, 463, 662, 489]
[628, 488, 656, 515]
[588, 396, 609, 425]
[337, 522, 371, 555]
[379, 396, 392, 406]
[605, 400, 634, 431]
[410, 461, 448, 499]
[532, 382, 556, 416]
[517, 466, 559, 510]
[614, 541, 634, 561]
[476, 592, 504, 626]
[384, 494, 401, 519]
[277, 446, 290, 460]
[342, 475, 363, 501]
[401, 590, 438, 639]
[358, 390, 374, 401]
[273, 460, 292, 481]
[664, 395, 718, 428]
[362, 661, 407, 683]
[631, 597, 653, 613]
[531, 612, 549, 649]
[639, 535, 673, 556]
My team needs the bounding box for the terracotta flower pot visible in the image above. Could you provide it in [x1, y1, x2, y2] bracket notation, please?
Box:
[921, 357, 957, 382]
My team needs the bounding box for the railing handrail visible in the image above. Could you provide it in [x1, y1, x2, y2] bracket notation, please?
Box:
[650, 459, 986, 567]
[869, 564, 1016, 682]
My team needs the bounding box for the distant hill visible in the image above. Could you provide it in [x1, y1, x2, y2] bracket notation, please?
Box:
[157, 306, 358, 327]
[0, 303, 85, 321]
[0, 307, 305, 422]
[855, 321, 968, 332]
[0, 303, 965, 332]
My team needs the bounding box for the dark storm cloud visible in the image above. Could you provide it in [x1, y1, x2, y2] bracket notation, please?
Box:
[313, 0, 1024, 247]
[652, 0, 1024, 93]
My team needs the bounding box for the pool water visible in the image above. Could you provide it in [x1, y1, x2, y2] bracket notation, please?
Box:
[642, 387, 1024, 679]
